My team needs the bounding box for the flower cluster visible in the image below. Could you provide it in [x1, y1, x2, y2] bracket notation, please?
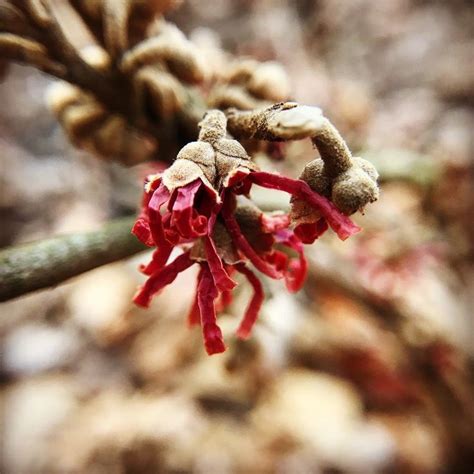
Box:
[132, 110, 363, 355]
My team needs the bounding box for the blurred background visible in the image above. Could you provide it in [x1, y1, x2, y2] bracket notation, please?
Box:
[1, 0, 473, 472]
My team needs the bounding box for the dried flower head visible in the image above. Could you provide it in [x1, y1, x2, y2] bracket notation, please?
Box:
[132, 110, 362, 354]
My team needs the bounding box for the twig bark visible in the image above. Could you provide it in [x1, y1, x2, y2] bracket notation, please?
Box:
[0, 216, 147, 302]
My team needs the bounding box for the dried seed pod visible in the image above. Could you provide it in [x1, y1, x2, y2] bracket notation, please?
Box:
[209, 58, 290, 112]
[90, 114, 128, 157]
[46, 81, 83, 115]
[92, 115, 157, 165]
[227, 102, 325, 141]
[47, 82, 106, 134]
[247, 61, 290, 102]
[47, 81, 156, 165]
[120, 23, 205, 84]
[0, 1, 33, 36]
[60, 102, 108, 146]
[71, 0, 102, 18]
[0, 33, 65, 76]
[25, 0, 50, 26]
[224, 58, 257, 83]
[103, 0, 133, 57]
[133, 65, 185, 118]
[79, 44, 111, 71]
[208, 84, 263, 111]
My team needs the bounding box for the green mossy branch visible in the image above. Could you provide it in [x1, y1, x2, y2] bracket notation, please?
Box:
[0, 216, 147, 302]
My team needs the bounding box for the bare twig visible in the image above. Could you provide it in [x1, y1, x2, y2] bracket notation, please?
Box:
[0, 216, 147, 302]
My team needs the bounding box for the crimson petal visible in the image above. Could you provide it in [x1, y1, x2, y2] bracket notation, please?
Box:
[294, 219, 329, 244]
[204, 203, 237, 292]
[187, 271, 202, 327]
[235, 263, 265, 340]
[134, 252, 194, 308]
[248, 171, 360, 240]
[261, 213, 291, 233]
[275, 229, 308, 293]
[197, 263, 226, 355]
[132, 217, 154, 247]
[140, 247, 173, 276]
[171, 180, 208, 239]
[148, 182, 173, 249]
[222, 197, 284, 279]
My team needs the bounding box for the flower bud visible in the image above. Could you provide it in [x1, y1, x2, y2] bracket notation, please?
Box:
[331, 165, 379, 215]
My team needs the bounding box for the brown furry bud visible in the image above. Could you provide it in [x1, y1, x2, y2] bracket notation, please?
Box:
[297, 158, 331, 197]
[163, 141, 217, 192]
[331, 165, 379, 215]
[198, 110, 227, 143]
[352, 156, 379, 183]
[214, 138, 257, 187]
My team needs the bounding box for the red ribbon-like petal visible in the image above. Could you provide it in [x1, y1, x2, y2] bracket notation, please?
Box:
[222, 196, 284, 280]
[248, 171, 360, 240]
[197, 263, 226, 355]
[235, 263, 265, 340]
[134, 251, 194, 308]
[274, 229, 308, 293]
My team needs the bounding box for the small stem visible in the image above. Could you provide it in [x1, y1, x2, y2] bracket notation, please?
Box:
[311, 119, 352, 178]
[0, 216, 147, 302]
[226, 103, 353, 177]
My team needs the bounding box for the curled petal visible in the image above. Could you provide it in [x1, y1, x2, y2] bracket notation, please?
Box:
[222, 197, 284, 280]
[171, 179, 208, 239]
[275, 230, 308, 293]
[235, 264, 265, 340]
[148, 182, 172, 247]
[134, 252, 194, 308]
[187, 296, 200, 327]
[204, 204, 237, 292]
[249, 171, 360, 240]
[139, 247, 173, 276]
[132, 177, 161, 246]
[187, 278, 201, 327]
[204, 236, 237, 292]
[261, 213, 290, 233]
[131, 216, 154, 247]
[264, 250, 288, 274]
[198, 263, 226, 355]
[215, 289, 234, 313]
[294, 219, 329, 244]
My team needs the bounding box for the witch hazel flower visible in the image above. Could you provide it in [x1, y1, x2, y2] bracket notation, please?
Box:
[132, 109, 368, 355]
